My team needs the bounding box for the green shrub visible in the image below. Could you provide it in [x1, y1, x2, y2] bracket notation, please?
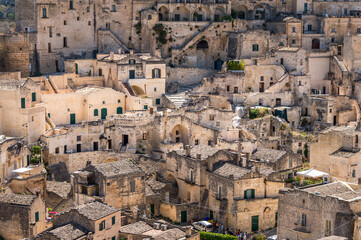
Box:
[200, 232, 238, 240]
[31, 146, 41, 165]
[253, 233, 266, 240]
[249, 108, 269, 119]
[227, 60, 244, 71]
[135, 22, 142, 34]
[153, 24, 167, 44]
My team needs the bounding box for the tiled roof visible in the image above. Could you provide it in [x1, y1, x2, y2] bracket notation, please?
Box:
[153, 228, 187, 240]
[252, 148, 287, 163]
[0, 193, 36, 206]
[49, 224, 86, 240]
[46, 181, 72, 199]
[74, 201, 119, 220]
[175, 145, 220, 160]
[302, 182, 361, 201]
[119, 221, 153, 234]
[213, 163, 251, 180]
[92, 160, 143, 177]
[146, 179, 167, 191]
[0, 79, 26, 91]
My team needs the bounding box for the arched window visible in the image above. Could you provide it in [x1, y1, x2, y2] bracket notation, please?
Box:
[42, 8, 47, 18]
[117, 107, 123, 114]
[94, 109, 98, 116]
[197, 40, 209, 49]
[252, 44, 259, 52]
[75, 63, 78, 74]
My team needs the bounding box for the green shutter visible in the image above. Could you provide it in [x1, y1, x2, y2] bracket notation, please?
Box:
[35, 211, 39, 222]
[252, 189, 255, 198]
[70, 114, 76, 124]
[144, 105, 148, 110]
[32, 92, 36, 102]
[21, 98, 25, 109]
[117, 107, 123, 114]
[112, 237, 116, 240]
[112, 216, 115, 225]
[27, 155, 30, 166]
[48, 113, 50, 118]
[94, 109, 98, 116]
[156, 99, 160, 105]
[244, 190, 247, 199]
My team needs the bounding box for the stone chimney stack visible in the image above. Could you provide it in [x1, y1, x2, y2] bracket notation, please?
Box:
[185, 145, 191, 157]
[110, 51, 114, 61]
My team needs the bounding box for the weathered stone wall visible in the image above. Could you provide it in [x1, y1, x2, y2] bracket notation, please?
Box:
[167, 67, 215, 87]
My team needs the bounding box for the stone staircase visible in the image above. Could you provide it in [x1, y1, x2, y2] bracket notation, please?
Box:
[164, 83, 201, 108]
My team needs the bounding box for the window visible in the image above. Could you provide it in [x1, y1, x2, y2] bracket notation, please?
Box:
[307, 25, 312, 31]
[35, 211, 39, 222]
[64, 20, 67, 25]
[301, 213, 307, 226]
[130, 180, 135, 192]
[217, 186, 222, 199]
[143, 133, 147, 140]
[260, 76, 264, 81]
[208, 140, 212, 146]
[112, 216, 116, 225]
[64, 145, 67, 153]
[195, 139, 199, 145]
[154, 87, 157, 92]
[144, 105, 148, 110]
[331, 38, 335, 43]
[32, 92, 36, 102]
[280, 58, 284, 65]
[106, 23, 110, 29]
[358, 28, 361, 34]
[356, 135, 359, 144]
[244, 189, 255, 199]
[111, 5, 116, 12]
[226, 86, 230, 92]
[49, 26, 52, 37]
[292, 27, 296, 33]
[129, 59, 135, 64]
[325, 220, 331, 236]
[88, 21, 91, 26]
[77, 16, 80, 21]
[344, 9, 348, 16]
[55, 147, 59, 154]
[276, 98, 281, 106]
[129, 70, 135, 79]
[63, 37, 68, 47]
[148, 15, 152, 20]
[152, 68, 161, 78]
[252, 44, 259, 52]
[156, 98, 160, 105]
[69, 0, 74, 10]
[87, 6, 90, 12]
[48, 43, 51, 53]
[112, 237, 116, 240]
[234, 87, 238, 93]
[98, 69, 102, 76]
[209, 115, 215, 121]
[21, 98, 25, 109]
[77, 144, 81, 152]
[289, 158, 293, 168]
[352, 169, 356, 178]
[292, 39, 296, 44]
[99, 220, 105, 231]
[77, 136, 81, 141]
[189, 169, 194, 183]
[42, 8, 47, 18]
[94, 109, 98, 116]
[331, 27, 335, 33]
[93, 142, 99, 151]
[304, 3, 308, 11]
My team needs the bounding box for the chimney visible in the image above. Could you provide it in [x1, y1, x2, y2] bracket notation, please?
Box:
[185, 145, 191, 157]
[242, 157, 247, 168]
[110, 51, 114, 61]
[246, 152, 252, 160]
[185, 226, 192, 237]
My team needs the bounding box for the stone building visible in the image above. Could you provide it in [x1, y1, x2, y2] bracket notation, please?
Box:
[278, 181, 361, 239]
[73, 160, 146, 213]
[0, 78, 46, 143]
[0, 193, 47, 240]
[35, 201, 121, 240]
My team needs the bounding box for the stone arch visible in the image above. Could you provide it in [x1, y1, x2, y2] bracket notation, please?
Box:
[158, 6, 169, 21]
[131, 85, 145, 96]
[196, 40, 209, 50]
[173, 6, 190, 21]
[165, 173, 179, 197]
[170, 124, 189, 145]
[214, 6, 225, 22]
[254, 4, 265, 20]
[193, 6, 211, 21]
[236, 5, 248, 19]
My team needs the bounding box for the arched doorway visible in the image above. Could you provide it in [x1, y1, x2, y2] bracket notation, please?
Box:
[170, 124, 189, 145]
[173, 6, 190, 21]
[214, 58, 223, 70]
[101, 108, 107, 120]
[196, 40, 209, 50]
[158, 6, 169, 21]
[165, 174, 179, 198]
[214, 7, 225, 22]
[117, 107, 123, 114]
[236, 5, 248, 19]
[312, 38, 320, 49]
